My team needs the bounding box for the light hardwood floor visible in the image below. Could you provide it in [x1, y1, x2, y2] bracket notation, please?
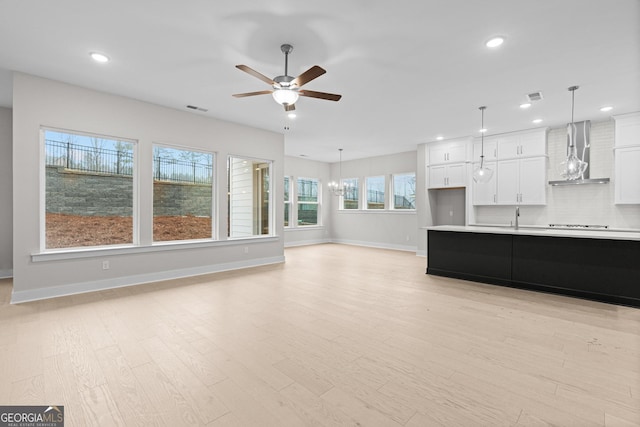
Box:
[1, 243, 639, 426]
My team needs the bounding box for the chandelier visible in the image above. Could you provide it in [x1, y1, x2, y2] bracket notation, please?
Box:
[328, 148, 350, 196]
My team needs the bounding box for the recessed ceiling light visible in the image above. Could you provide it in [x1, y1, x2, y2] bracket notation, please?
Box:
[520, 103, 531, 109]
[485, 37, 505, 48]
[600, 106, 613, 112]
[288, 112, 297, 119]
[532, 119, 543, 124]
[436, 136, 444, 141]
[90, 52, 110, 63]
[479, 128, 488, 133]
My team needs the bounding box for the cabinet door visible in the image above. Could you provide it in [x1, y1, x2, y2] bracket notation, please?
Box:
[518, 132, 546, 157]
[447, 163, 466, 187]
[519, 157, 546, 205]
[473, 138, 497, 162]
[428, 165, 447, 188]
[472, 161, 497, 205]
[498, 136, 520, 159]
[447, 143, 468, 163]
[496, 159, 519, 204]
[429, 144, 449, 164]
[614, 113, 640, 148]
[615, 146, 640, 204]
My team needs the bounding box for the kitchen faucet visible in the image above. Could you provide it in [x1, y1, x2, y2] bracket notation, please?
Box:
[515, 206, 520, 229]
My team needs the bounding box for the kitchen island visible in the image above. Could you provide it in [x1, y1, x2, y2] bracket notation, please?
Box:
[426, 225, 640, 307]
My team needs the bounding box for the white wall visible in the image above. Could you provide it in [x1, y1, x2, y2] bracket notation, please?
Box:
[0, 107, 11, 277]
[283, 155, 331, 247]
[329, 151, 419, 251]
[474, 119, 640, 229]
[12, 73, 284, 303]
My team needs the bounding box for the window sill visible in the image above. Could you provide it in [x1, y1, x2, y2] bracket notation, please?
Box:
[31, 235, 280, 262]
[284, 226, 324, 231]
[338, 209, 416, 214]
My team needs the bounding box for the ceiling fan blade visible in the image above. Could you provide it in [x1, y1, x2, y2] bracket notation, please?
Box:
[291, 66, 326, 87]
[284, 103, 296, 112]
[232, 90, 273, 98]
[235, 65, 276, 86]
[299, 90, 342, 102]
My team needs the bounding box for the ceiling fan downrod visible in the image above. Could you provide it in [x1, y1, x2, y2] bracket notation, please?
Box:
[281, 44, 293, 77]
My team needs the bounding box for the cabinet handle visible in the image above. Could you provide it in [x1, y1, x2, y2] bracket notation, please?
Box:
[493, 194, 496, 203]
[494, 148, 497, 158]
[520, 145, 524, 155]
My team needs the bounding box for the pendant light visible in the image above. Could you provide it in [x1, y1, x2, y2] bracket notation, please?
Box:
[472, 106, 494, 183]
[560, 86, 588, 180]
[328, 148, 347, 196]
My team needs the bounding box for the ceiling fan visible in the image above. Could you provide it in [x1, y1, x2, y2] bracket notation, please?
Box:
[233, 44, 342, 111]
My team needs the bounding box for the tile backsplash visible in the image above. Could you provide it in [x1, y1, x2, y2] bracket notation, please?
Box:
[475, 119, 640, 229]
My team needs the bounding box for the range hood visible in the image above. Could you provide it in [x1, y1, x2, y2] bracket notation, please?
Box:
[548, 120, 610, 186]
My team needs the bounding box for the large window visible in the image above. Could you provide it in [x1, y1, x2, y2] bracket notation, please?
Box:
[284, 176, 291, 227]
[43, 129, 135, 249]
[392, 173, 416, 209]
[342, 177, 359, 209]
[297, 177, 319, 226]
[366, 176, 385, 209]
[153, 145, 213, 241]
[228, 156, 272, 237]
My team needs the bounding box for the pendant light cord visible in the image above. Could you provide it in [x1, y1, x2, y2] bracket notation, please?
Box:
[479, 106, 486, 168]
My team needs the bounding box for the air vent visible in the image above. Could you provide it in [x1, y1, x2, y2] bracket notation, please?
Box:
[527, 91, 543, 102]
[186, 105, 208, 112]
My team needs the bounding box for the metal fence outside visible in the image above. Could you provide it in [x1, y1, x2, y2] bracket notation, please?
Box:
[45, 139, 212, 184]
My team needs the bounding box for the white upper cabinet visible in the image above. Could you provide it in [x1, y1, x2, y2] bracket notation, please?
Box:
[472, 137, 498, 162]
[472, 161, 497, 205]
[614, 112, 640, 148]
[495, 157, 546, 205]
[428, 138, 469, 165]
[496, 129, 547, 160]
[615, 146, 640, 204]
[428, 163, 466, 189]
[613, 113, 640, 204]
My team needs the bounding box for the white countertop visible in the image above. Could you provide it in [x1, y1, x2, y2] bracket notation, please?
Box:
[425, 225, 640, 241]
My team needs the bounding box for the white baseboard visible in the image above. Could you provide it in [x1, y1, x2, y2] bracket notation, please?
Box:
[10, 256, 285, 304]
[331, 239, 417, 253]
[0, 269, 13, 279]
[284, 238, 331, 248]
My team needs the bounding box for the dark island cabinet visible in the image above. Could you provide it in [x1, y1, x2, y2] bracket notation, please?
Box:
[427, 229, 640, 307]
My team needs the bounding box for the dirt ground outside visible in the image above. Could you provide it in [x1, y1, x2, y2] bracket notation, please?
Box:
[46, 213, 212, 248]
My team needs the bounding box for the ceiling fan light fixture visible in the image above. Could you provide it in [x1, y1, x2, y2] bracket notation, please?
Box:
[272, 88, 299, 105]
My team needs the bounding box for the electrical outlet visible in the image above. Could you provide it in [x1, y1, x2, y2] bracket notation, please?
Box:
[244, 246, 249, 254]
[449, 210, 454, 217]
[102, 260, 110, 270]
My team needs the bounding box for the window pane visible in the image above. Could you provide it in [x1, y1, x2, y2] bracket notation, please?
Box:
[284, 203, 290, 227]
[342, 178, 359, 209]
[44, 130, 135, 249]
[228, 157, 272, 237]
[284, 176, 290, 201]
[297, 178, 318, 202]
[366, 176, 385, 209]
[393, 173, 416, 209]
[153, 146, 213, 241]
[297, 203, 318, 226]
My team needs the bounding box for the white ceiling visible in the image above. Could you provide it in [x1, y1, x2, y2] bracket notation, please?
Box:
[0, 0, 638, 162]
